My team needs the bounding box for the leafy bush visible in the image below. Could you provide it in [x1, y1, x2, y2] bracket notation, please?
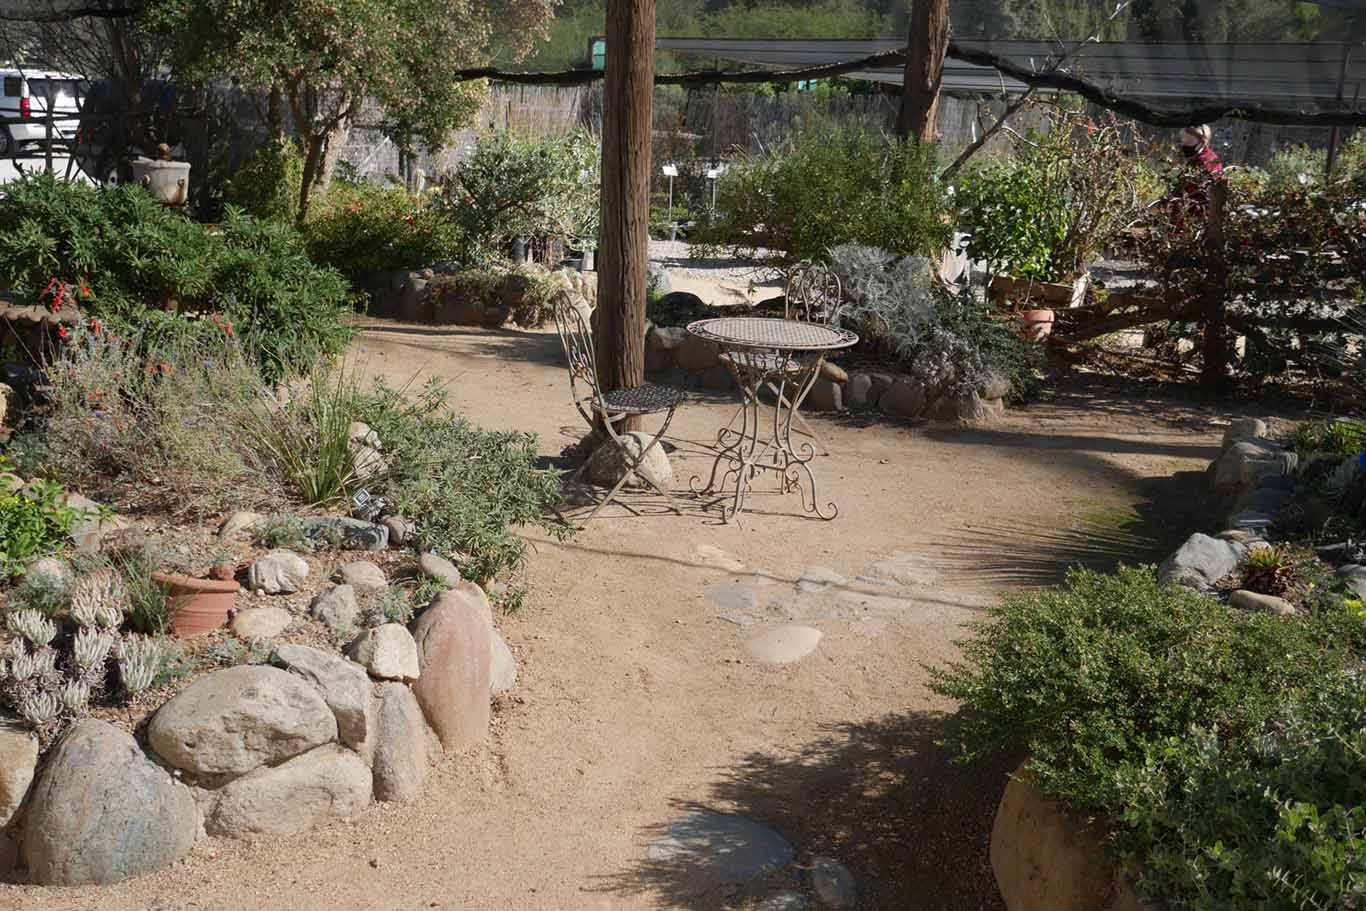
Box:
[0, 173, 351, 380]
[1286, 419, 1366, 457]
[220, 138, 305, 223]
[303, 180, 458, 285]
[438, 129, 599, 265]
[697, 127, 950, 264]
[931, 565, 1366, 910]
[357, 378, 567, 582]
[0, 463, 86, 577]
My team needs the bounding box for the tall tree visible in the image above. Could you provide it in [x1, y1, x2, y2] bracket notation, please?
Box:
[144, 0, 552, 222]
[595, 0, 655, 430]
[896, 0, 949, 142]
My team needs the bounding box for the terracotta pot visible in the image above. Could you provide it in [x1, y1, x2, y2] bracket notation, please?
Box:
[152, 571, 240, 637]
[989, 274, 1090, 309]
[1017, 309, 1056, 342]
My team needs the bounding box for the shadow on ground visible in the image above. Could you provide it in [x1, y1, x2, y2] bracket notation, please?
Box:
[598, 712, 1017, 910]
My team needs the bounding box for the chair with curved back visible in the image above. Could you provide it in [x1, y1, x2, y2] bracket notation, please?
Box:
[552, 293, 687, 520]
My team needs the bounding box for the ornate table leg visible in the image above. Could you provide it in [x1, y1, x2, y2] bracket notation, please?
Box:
[768, 353, 839, 520]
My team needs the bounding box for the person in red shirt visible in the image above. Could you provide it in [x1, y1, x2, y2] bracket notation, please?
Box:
[1176, 124, 1225, 207]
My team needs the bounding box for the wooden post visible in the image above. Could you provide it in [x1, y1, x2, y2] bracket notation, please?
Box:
[596, 0, 656, 433]
[896, 0, 949, 142]
[1200, 180, 1229, 392]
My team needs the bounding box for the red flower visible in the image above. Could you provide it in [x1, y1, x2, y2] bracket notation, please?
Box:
[57, 326, 69, 340]
[79, 282, 91, 298]
[91, 319, 103, 336]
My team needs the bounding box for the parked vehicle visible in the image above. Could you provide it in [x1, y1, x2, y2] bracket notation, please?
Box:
[0, 67, 85, 157]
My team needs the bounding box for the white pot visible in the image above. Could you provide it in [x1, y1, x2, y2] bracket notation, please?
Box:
[130, 158, 191, 207]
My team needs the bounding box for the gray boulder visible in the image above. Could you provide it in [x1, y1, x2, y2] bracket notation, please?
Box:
[1221, 417, 1268, 450]
[206, 744, 371, 839]
[410, 583, 493, 751]
[301, 516, 389, 551]
[805, 378, 843, 412]
[674, 334, 722, 371]
[879, 380, 927, 419]
[586, 431, 673, 491]
[1212, 439, 1297, 496]
[1339, 564, 1366, 598]
[218, 510, 265, 540]
[418, 552, 462, 588]
[811, 856, 858, 908]
[336, 561, 388, 595]
[0, 724, 38, 827]
[230, 606, 293, 640]
[381, 515, 414, 546]
[310, 584, 360, 630]
[246, 549, 310, 594]
[21, 720, 198, 885]
[273, 644, 374, 755]
[491, 629, 519, 695]
[647, 325, 688, 353]
[1158, 533, 1246, 592]
[21, 556, 72, 590]
[148, 665, 337, 780]
[345, 624, 421, 682]
[846, 372, 895, 410]
[371, 683, 430, 802]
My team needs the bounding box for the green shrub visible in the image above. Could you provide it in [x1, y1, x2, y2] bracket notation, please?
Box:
[437, 129, 600, 265]
[695, 127, 950, 265]
[0, 463, 86, 577]
[931, 565, 1366, 910]
[0, 173, 351, 381]
[303, 180, 458, 284]
[254, 515, 312, 551]
[220, 138, 304, 223]
[1286, 419, 1366, 457]
[357, 378, 568, 582]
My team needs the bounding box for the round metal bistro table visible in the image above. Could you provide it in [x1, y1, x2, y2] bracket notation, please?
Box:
[686, 316, 858, 522]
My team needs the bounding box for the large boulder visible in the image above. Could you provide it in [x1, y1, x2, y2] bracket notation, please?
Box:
[0, 724, 38, 827]
[991, 767, 1148, 911]
[310, 584, 361, 630]
[301, 516, 389, 551]
[674, 334, 722, 372]
[586, 431, 673, 491]
[410, 583, 494, 751]
[879, 380, 927, 419]
[1339, 564, 1366, 598]
[1221, 417, 1268, 450]
[371, 683, 430, 803]
[1157, 533, 1246, 592]
[336, 560, 388, 595]
[805, 378, 843, 412]
[1212, 439, 1297, 496]
[205, 744, 371, 839]
[846, 372, 895, 410]
[490, 629, 519, 695]
[21, 720, 198, 885]
[273, 644, 375, 755]
[418, 552, 462, 588]
[148, 665, 337, 780]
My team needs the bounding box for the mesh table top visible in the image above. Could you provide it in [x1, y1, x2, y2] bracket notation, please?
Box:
[687, 317, 859, 351]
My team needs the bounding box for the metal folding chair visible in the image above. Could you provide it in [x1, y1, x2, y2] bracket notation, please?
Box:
[552, 294, 687, 521]
[719, 261, 844, 453]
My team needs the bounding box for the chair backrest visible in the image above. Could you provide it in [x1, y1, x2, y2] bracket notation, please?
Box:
[784, 261, 843, 325]
[551, 292, 602, 425]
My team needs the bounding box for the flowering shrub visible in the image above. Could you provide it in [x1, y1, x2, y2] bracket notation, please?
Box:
[303, 179, 458, 284]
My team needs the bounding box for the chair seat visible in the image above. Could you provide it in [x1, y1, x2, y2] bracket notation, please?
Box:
[595, 382, 687, 415]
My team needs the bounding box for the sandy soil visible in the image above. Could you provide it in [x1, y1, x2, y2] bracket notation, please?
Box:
[2, 316, 1238, 911]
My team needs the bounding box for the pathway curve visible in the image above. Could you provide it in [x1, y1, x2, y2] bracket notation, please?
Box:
[4, 319, 1228, 911]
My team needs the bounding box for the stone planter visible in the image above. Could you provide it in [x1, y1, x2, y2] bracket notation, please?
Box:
[130, 159, 191, 207]
[151, 572, 240, 637]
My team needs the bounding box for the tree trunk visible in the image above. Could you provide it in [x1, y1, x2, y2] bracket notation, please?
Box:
[296, 131, 326, 226]
[596, 0, 656, 433]
[267, 86, 285, 142]
[896, 0, 949, 142]
[315, 114, 352, 195]
[1200, 180, 1230, 392]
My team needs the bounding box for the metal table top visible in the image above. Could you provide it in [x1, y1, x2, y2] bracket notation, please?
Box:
[687, 317, 858, 352]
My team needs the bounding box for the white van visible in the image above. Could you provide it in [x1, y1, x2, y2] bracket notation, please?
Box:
[1, 68, 85, 157]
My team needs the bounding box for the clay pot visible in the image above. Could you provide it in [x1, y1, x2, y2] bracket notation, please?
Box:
[1017, 309, 1056, 342]
[151, 572, 240, 637]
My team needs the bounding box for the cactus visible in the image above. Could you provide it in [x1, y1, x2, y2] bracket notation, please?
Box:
[117, 636, 164, 694]
[7, 609, 57, 648]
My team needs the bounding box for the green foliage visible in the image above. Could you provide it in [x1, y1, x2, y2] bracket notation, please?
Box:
[1286, 419, 1366, 458]
[109, 546, 177, 637]
[0, 174, 352, 380]
[931, 565, 1366, 910]
[220, 138, 305, 223]
[955, 161, 1068, 282]
[362, 577, 442, 627]
[357, 378, 568, 582]
[254, 515, 312, 551]
[0, 464, 84, 577]
[439, 129, 600, 265]
[5, 564, 72, 618]
[304, 180, 458, 284]
[921, 287, 1045, 403]
[697, 127, 951, 265]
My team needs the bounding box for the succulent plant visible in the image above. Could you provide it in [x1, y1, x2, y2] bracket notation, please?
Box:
[69, 571, 127, 629]
[1242, 545, 1298, 596]
[29, 647, 58, 679]
[117, 636, 164, 694]
[58, 679, 90, 713]
[72, 626, 117, 670]
[6, 650, 38, 681]
[7, 609, 57, 648]
[18, 690, 62, 725]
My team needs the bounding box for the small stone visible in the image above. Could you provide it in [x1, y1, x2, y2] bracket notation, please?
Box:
[206, 744, 371, 840]
[381, 515, 414, 547]
[646, 810, 794, 884]
[744, 625, 823, 664]
[490, 629, 519, 695]
[61, 492, 130, 553]
[273, 644, 374, 756]
[21, 720, 198, 885]
[810, 856, 857, 908]
[352, 444, 387, 482]
[336, 561, 388, 595]
[310, 584, 360, 629]
[410, 583, 493, 751]
[879, 380, 927, 419]
[346, 624, 421, 682]
[1221, 417, 1268, 449]
[819, 360, 849, 384]
[300, 516, 389, 551]
[418, 552, 462, 588]
[348, 421, 381, 450]
[148, 665, 337, 780]
[707, 584, 759, 613]
[247, 549, 310, 594]
[1229, 589, 1297, 617]
[219, 511, 266, 539]
[0, 724, 39, 827]
[230, 607, 293, 640]
[22, 556, 73, 589]
[371, 683, 430, 803]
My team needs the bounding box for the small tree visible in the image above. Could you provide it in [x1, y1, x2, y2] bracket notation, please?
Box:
[144, 0, 552, 222]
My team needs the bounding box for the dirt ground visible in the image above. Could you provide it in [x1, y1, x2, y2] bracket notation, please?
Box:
[3, 317, 1239, 911]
